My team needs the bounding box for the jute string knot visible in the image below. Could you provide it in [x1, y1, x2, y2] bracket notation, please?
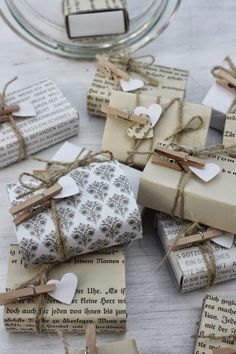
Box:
[0, 77, 27, 161]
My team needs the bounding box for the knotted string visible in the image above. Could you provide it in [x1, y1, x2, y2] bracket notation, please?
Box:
[0, 77, 27, 161]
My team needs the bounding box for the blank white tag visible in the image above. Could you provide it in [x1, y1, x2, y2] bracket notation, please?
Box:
[189, 163, 220, 182]
[52, 142, 84, 163]
[202, 83, 235, 114]
[13, 102, 36, 117]
[120, 78, 144, 92]
[212, 233, 235, 249]
[47, 273, 78, 305]
[54, 176, 80, 199]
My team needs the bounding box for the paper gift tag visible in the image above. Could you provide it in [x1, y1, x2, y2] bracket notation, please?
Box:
[202, 82, 235, 114]
[190, 163, 220, 182]
[135, 104, 162, 128]
[13, 102, 36, 117]
[212, 232, 235, 249]
[54, 176, 80, 199]
[127, 121, 153, 139]
[120, 78, 144, 92]
[47, 272, 78, 305]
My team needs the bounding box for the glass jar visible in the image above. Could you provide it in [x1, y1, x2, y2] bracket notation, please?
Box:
[1, 0, 181, 59]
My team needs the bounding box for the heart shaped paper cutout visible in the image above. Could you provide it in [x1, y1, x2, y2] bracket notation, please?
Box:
[13, 102, 36, 118]
[127, 121, 153, 139]
[47, 273, 78, 305]
[212, 233, 235, 249]
[134, 104, 162, 128]
[190, 163, 220, 182]
[120, 78, 144, 92]
[54, 176, 80, 199]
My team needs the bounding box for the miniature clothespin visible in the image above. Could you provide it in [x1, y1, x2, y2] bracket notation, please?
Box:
[101, 103, 149, 125]
[215, 69, 236, 92]
[10, 183, 62, 226]
[171, 228, 223, 251]
[0, 283, 56, 306]
[85, 324, 97, 354]
[213, 347, 236, 354]
[96, 54, 130, 81]
[0, 104, 20, 122]
[152, 146, 205, 172]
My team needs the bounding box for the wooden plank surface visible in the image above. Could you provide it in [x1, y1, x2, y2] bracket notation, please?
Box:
[0, 1, 235, 353]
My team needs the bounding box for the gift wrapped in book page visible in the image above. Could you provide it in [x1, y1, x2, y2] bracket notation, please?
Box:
[0, 78, 79, 168]
[4, 244, 126, 333]
[101, 91, 211, 168]
[87, 58, 189, 118]
[7, 146, 142, 265]
[156, 212, 236, 293]
[194, 294, 236, 354]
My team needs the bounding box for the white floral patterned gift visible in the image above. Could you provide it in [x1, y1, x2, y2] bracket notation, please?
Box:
[7, 159, 142, 265]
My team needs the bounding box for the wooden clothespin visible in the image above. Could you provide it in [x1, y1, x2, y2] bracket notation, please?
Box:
[215, 69, 236, 92]
[96, 54, 130, 81]
[0, 104, 20, 122]
[0, 283, 56, 306]
[213, 347, 236, 354]
[101, 103, 149, 125]
[152, 146, 205, 172]
[171, 228, 223, 251]
[85, 324, 97, 354]
[10, 183, 62, 226]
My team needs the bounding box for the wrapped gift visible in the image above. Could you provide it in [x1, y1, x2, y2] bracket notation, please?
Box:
[138, 140, 236, 233]
[7, 145, 142, 265]
[194, 294, 236, 354]
[0, 78, 79, 168]
[156, 212, 236, 293]
[101, 91, 212, 168]
[64, 0, 129, 39]
[4, 244, 126, 333]
[87, 60, 189, 118]
[77, 339, 139, 354]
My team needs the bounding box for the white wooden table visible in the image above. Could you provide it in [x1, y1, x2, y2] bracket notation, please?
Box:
[0, 1, 236, 353]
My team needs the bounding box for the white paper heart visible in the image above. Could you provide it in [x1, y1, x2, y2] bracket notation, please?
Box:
[47, 273, 78, 305]
[13, 102, 36, 118]
[54, 176, 80, 199]
[189, 163, 220, 182]
[120, 78, 144, 92]
[212, 233, 235, 249]
[127, 121, 153, 139]
[134, 104, 162, 128]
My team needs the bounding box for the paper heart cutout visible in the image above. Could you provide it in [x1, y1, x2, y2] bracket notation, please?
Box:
[134, 104, 162, 128]
[47, 273, 78, 305]
[120, 78, 144, 92]
[127, 121, 153, 139]
[54, 176, 80, 199]
[190, 163, 220, 182]
[13, 102, 36, 118]
[212, 233, 235, 249]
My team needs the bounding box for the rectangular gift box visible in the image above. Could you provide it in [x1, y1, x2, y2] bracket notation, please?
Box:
[77, 339, 139, 354]
[4, 244, 126, 333]
[194, 294, 236, 354]
[64, 0, 129, 38]
[87, 62, 189, 118]
[0, 78, 79, 168]
[101, 91, 212, 168]
[156, 212, 236, 293]
[7, 143, 142, 265]
[138, 140, 236, 233]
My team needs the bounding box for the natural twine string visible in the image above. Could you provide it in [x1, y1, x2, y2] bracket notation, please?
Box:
[0, 77, 27, 161]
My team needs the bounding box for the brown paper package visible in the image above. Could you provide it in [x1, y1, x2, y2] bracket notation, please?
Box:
[77, 339, 139, 354]
[102, 91, 212, 169]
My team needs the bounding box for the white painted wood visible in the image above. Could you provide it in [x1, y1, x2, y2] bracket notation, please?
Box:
[0, 1, 235, 353]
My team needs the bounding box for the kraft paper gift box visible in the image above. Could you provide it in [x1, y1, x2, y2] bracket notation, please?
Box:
[4, 244, 126, 333]
[194, 294, 236, 354]
[156, 212, 236, 293]
[0, 78, 79, 168]
[101, 91, 212, 168]
[87, 61, 189, 118]
[7, 143, 142, 265]
[138, 140, 236, 234]
[64, 0, 129, 39]
[77, 340, 139, 354]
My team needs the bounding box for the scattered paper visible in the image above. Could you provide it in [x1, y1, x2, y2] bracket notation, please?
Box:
[120, 78, 144, 92]
[47, 272, 78, 305]
[190, 163, 220, 182]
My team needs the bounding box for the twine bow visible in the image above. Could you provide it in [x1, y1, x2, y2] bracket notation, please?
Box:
[0, 77, 27, 161]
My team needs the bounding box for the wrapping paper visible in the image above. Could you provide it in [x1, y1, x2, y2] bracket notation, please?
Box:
[87, 63, 189, 118]
[138, 140, 236, 233]
[156, 212, 236, 293]
[4, 244, 126, 333]
[194, 294, 236, 354]
[102, 91, 212, 168]
[77, 340, 139, 354]
[0, 78, 79, 168]
[7, 158, 142, 265]
[223, 113, 236, 146]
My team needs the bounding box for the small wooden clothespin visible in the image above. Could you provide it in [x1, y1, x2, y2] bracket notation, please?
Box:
[96, 54, 130, 81]
[85, 324, 97, 354]
[152, 146, 205, 172]
[215, 69, 236, 92]
[101, 103, 149, 125]
[213, 347, 236, 354]
[171, 228, 223, 251]
[0, 104, 20, 122]
[0, 283, 56, 306]
[10, 183, 62, 226]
